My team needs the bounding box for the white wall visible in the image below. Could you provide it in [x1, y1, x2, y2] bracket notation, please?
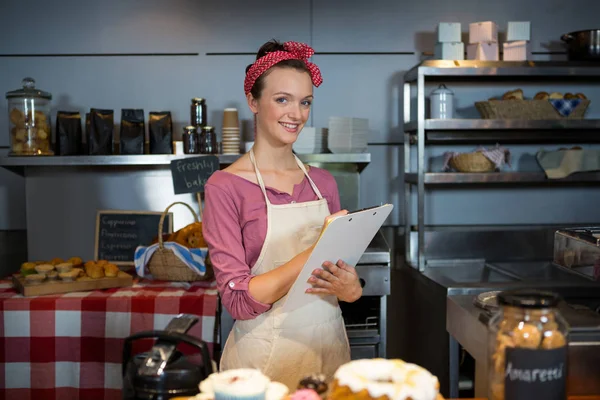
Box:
[1, 0, 600, 230]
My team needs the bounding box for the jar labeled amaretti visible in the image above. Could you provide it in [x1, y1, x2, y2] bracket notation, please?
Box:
[488, 290, 569, 400]
[6, 77, 53, 156]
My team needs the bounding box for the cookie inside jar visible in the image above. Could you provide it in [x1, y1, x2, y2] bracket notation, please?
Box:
[488, 290, 569, 400]
[6, 77, 53, 156]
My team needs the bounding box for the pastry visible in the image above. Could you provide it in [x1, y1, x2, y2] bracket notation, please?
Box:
[549, 92, 563, 99]
[59, 270, 80, 281]
[35, 264, 55, 274]
[50, 258, 64, 265]
[502, 89, 523, 100]
[328, 359, 443, 400]
[170, 222, 207, 248]
[20, 262, 37, 276]
[289, 389, 320, 400]
[46, 271, 58, 281]
[198, 369, 288, 400]
[55, 262, 73, 273]
[534, 91, 549, 100]
[85, 263, 105, 279]
[72, 267, 84, 277]
[96, 259, 109, 266]
[576, 92, 587, 100]
[67, 257, 84, 267]
[104, 263, 119, 278]
[202, 369, 270, 400]
[298, 374, 327, 396]
[564, 92, 577, 99]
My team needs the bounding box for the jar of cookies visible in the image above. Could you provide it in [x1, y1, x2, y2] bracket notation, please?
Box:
[488, 290, 569, 400]
[6, 77, 53, 156]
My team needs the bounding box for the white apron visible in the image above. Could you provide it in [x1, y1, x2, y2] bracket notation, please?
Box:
[220, 149, 351, 390]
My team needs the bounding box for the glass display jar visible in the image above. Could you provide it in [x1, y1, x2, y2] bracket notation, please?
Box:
[199, 126, 218, 155]
[6, 77, 53, 156]
[488, 290, 569, 400]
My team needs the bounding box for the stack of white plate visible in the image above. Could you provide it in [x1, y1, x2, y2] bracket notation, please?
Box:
[293, 127, 327, 154]
[327, 117, 368, 153]
[222, 108, 240, 154]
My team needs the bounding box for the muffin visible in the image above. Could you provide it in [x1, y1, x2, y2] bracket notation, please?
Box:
[55, 262, 73, 273]
[46, 271, 58, 281]
[200, 369, 270, 400]
[20, 262, 37, 276]
[104, 263, 120, 277]
[35, 264, 55, 274]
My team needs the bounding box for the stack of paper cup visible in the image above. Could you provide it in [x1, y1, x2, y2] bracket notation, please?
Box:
[222, 108, 240, 154]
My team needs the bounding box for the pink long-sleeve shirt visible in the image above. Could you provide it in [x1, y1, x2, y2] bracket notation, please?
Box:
[202, 168, 341, 320]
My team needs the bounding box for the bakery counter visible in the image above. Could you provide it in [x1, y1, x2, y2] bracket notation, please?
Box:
[447, 294, 600, 398]
[0, 277, 218, 400]
[388, 261, 600, 398]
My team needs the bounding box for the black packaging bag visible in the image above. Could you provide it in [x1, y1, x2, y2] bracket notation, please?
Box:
[120, 109, 145, 155]
[88, 108, 114, 155]
[148, 111, 173, 154]
[55, 111, 82, 155]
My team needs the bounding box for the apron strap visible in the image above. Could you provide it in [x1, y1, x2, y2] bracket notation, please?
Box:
[249, 148, 271, 205]
[293, 155, 324, 200]
[249, 148, 325, 202]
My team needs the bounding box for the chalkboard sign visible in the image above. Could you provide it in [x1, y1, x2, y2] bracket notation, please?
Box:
[94, 210, 173, 265]
[170, 155, 219, 195]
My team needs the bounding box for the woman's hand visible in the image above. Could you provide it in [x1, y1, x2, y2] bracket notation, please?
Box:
[306, 259, 363, 303]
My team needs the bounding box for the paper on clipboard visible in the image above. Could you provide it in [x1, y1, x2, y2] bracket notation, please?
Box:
[282, 203, 394, 312]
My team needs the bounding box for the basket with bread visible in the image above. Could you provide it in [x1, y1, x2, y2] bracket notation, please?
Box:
[134, 202, 213, 282]
[476, 89, 590, 120]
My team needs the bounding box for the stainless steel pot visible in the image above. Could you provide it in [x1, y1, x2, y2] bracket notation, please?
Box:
[561, 29, 600, 61]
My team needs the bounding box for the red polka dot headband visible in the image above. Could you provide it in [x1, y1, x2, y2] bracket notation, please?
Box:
[244, 41, 323, 95]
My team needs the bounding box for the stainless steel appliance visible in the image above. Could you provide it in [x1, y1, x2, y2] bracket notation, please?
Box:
[215, 231, 391, 363]
[554, 227, 600, 281]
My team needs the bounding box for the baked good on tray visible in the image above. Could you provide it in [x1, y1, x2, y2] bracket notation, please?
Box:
[18, 256, 123, 284]
[327, 358, 443, 400]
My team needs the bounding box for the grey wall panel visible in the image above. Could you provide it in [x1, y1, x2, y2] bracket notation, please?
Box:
[24, 168, 199, 261]
[0, 0, 211, 54]
[313, 0, 600, 53]
[311, 54, 418, 143]
[199, 0, 311, 52]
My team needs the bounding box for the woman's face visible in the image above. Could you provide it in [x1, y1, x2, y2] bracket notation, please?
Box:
[248, 67, 313, 146]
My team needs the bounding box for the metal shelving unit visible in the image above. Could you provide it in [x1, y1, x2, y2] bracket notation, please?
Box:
[403, 60, 600, 271]
[0, 153, 371, 176]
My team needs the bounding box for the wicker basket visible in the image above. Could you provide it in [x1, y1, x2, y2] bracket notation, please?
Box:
[475, 99, 590, 120]
[147, 201, 214, 282]
[449, 152, 496, 173]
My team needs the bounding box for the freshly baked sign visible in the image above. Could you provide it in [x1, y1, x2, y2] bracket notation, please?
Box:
[170, 155, 219, 195]
[95, 210, 173, 265]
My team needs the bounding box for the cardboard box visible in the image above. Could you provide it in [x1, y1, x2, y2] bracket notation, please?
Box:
[467, 42, 499, 61]
[437, 22, 462, 43]
[507, 21, 531, 41]
[469, 21, 498, 43]
[503, 40, 530, 61]
[434, 42, 465, 60]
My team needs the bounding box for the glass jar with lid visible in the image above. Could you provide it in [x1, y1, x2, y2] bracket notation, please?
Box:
[6, 77, 53, 156]
[488, 290, 569, 400]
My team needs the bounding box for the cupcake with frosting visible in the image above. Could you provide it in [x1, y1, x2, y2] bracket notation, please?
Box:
[199, 369, 276, 400]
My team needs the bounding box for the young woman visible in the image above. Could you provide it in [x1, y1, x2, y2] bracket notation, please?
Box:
[202, 39, 362, 390]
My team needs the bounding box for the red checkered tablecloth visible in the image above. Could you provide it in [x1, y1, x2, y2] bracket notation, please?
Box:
[0, 277, 218, 400]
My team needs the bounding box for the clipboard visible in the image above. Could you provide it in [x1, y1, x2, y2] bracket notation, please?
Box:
[282, 203, 394, 312]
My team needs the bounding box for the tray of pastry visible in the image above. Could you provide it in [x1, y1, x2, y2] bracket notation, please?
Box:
[13, 257, 133, 297]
